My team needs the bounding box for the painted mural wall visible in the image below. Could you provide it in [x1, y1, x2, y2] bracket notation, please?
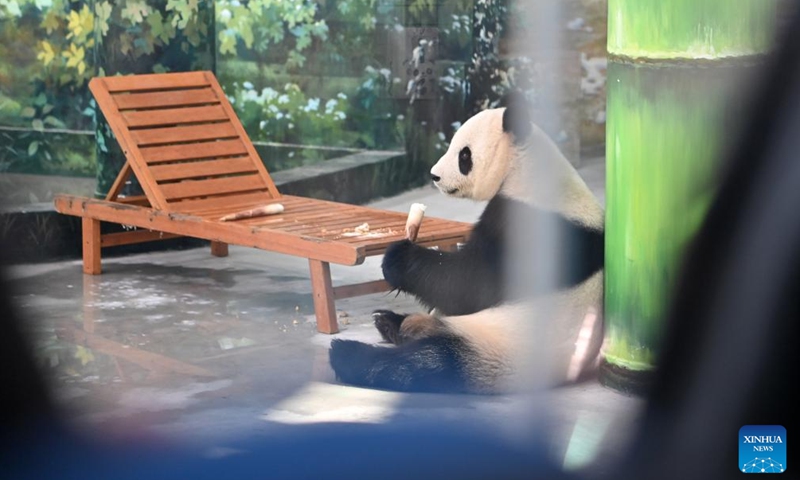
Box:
[0, 0, 608, 205]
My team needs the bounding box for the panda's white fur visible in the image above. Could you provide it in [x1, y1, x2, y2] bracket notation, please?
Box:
[430, 108, 603, 229]
[329, 104, 604, 394]
[438, 272, 604, 392]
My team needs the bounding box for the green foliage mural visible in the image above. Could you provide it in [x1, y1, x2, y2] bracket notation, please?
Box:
[0, 0, 215, 181]
[216, 0, 329, 69]
[1, 0, 537, 197]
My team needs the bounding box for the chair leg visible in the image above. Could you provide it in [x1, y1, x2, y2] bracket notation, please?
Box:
[82, 218, 102, 275]
[211, 241, 229, 257]
[308, 259, 339, 334]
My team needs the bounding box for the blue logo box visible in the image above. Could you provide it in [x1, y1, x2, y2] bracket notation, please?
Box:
[740, 425, 787, 474]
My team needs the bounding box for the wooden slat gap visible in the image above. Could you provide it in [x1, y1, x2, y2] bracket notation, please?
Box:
[127, 119, 229, 131]
[111, 84, 211, 96]
[165, 188, 270, 203]
[148, 154, 252, 167]
[116, 101, 220, 113]
[156, 170, 258, 185]
[137, 135, 240, 148]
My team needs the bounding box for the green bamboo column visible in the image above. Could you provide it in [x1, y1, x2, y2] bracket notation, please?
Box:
[602, 0, 779, 392]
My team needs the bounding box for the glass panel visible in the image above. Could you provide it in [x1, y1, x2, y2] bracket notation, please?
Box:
[2, 1, 789, 477]
[0, 0, 216, 202]
[1, 1, 98, 205]
[0, 0, 602, 204]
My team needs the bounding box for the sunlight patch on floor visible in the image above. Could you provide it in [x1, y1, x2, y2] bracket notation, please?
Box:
[260, 381, 403, 424]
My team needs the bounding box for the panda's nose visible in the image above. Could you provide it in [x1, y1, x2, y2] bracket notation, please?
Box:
[430, 173, 441, 182]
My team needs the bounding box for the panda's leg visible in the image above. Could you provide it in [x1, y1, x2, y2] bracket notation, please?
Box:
[398, 313, 444, 343]
[373, 310, 443, 345]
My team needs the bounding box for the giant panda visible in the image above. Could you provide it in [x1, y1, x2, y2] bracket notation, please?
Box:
[328, 102, 605, 394]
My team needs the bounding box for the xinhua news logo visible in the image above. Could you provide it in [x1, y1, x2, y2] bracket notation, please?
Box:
[740, 425, 786, 474]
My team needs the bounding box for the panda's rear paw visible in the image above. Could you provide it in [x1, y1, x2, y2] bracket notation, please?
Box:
[373, 310, 406, 345]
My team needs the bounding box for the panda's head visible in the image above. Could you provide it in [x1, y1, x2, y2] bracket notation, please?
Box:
[430, 103, 532, 201]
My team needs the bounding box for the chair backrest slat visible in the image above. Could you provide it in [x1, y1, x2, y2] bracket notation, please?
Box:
[122, 105, 229, 128]
[102, 71, 211, 92]
[140, 139, 248, 165]
[130, 122, 239, 147]
[90, 71, 281, 212]
[114, 88, 220, 110]
[150, 157, 257, 182]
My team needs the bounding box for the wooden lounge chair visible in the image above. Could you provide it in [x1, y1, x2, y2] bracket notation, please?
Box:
[53, 71, 471, 334]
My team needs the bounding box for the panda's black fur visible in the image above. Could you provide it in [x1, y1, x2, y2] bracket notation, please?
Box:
[329, 328, 477, 393]
[380, 196, 604, 317]
[329, 102, 605, 394]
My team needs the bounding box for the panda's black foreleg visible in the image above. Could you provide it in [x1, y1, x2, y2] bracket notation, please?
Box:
[381, 239, 502, 316]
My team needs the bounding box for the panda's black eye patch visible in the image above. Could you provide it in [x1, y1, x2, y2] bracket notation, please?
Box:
[458, 147, 472, 175]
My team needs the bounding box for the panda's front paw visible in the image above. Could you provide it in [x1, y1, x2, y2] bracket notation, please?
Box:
[381, 239, 415, 289]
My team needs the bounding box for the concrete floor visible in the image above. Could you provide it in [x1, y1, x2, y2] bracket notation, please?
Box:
[7, 157, 642, 475]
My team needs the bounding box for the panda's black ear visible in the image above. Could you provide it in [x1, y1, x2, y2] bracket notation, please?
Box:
[502, 92, 532, 144]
